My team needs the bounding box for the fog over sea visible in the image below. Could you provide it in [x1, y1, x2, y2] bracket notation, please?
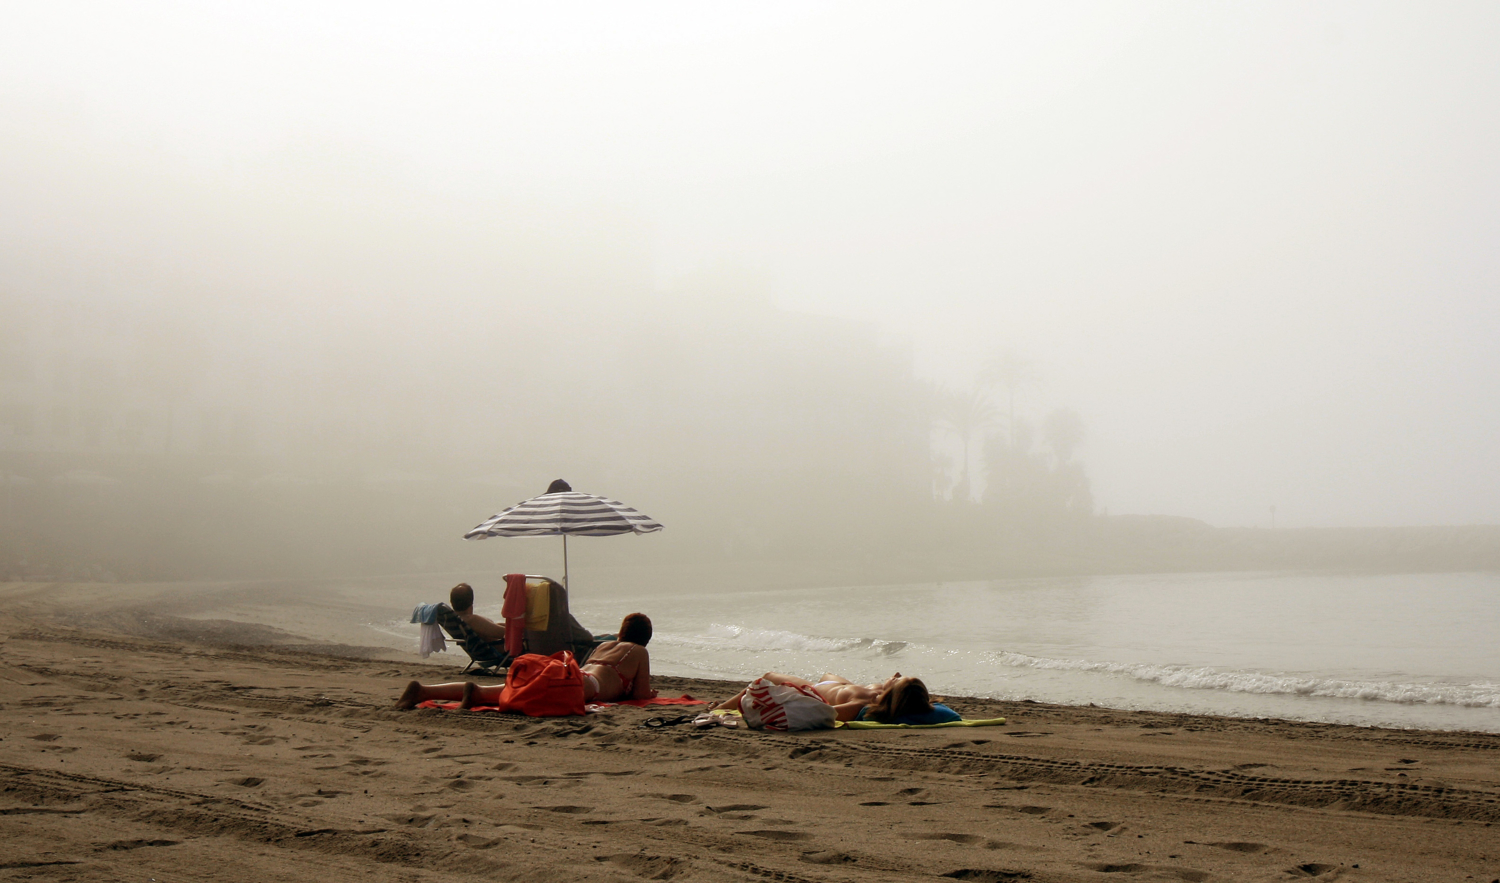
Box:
[540, 572, 1500, 734]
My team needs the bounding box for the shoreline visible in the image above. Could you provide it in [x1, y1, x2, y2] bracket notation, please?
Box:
[4, 581, 1500, 881]
[13, 577, 1497, 737]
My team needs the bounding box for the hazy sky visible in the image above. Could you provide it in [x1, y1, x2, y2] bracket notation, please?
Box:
[4, 2, 1498, 528]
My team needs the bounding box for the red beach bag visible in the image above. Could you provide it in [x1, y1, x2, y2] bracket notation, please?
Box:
[497, 651, 586, 716]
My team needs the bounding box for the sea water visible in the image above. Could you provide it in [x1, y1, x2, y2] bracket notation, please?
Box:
[563, 571, 1500, 733]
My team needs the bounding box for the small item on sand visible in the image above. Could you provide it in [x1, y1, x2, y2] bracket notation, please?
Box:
[640, 713, 699, 728]
[694, 710, 742, 728]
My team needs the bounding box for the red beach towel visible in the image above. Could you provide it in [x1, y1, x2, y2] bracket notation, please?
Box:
[416, 694, 704, 714]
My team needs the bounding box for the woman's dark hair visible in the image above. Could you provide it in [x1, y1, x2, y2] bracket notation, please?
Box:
[618, 612, 653, 646]
[866, 677, 932, 723]
[449, 582, 475, 613]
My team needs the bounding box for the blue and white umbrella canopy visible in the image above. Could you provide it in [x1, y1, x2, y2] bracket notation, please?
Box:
[463, 481, 663, 589]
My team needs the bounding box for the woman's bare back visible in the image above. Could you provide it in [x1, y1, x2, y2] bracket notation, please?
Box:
[581, 640, 652, 701]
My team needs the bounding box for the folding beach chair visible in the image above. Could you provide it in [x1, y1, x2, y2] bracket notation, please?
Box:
[512, 574, 605, 665]
[428, 577, 603, 675]
[432, 603, 512, 676]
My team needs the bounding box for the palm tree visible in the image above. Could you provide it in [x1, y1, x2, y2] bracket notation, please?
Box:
[936, 387, 1000, 502]
[1041, 407, 1085, 467]
[979, 351, 1038, 451]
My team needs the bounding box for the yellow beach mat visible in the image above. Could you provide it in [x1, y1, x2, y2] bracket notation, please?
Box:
[837, 717, 1006, 729]
[699, 707, 1005, 731]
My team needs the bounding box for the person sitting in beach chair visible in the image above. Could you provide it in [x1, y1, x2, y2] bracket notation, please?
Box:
[431, 582, 511, 675]
[394, 613, 656, 709]
[715, 672, 960, 724]
[434, 578, 602, 675]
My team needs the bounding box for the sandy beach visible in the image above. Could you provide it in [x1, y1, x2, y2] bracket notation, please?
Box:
[2, 580, 1498, 883]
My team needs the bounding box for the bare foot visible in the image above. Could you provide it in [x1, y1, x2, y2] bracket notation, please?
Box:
[459, 681, 478, 710]
[394, 680, 423, 710]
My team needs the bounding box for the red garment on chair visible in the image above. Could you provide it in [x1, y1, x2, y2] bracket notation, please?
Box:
[501, 573, 529, 656]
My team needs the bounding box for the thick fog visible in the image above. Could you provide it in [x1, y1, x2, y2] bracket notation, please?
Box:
[3, 3, 1499, 581]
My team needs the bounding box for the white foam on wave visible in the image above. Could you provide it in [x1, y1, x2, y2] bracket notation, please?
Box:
[662, 623, 1500, 710]
[982, 649, 1500, 708]
[689, 623, 908, 655]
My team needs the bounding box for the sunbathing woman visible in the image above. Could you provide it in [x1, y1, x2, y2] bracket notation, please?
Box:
[578, 612, 656, 702]
[714, 671, 959, 724]
[394, 613, 656, 709]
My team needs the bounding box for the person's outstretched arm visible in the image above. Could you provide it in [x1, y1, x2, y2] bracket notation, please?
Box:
[630, 651, 657, 700]
[462, 612, 506, 644]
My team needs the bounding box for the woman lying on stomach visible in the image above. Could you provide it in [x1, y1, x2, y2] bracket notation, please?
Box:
[577, 612, 656, 702]
[394, 613, 655, 709]
[715, 671, 960, 723]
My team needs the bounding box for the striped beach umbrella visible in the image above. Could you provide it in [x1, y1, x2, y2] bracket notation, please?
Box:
[463, 480, 663, 590]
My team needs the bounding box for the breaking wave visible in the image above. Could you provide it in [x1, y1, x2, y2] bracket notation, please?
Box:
[689, 623, 909, 656]
[666, 623, 1499, 710]
[981, 648, 1500, 709]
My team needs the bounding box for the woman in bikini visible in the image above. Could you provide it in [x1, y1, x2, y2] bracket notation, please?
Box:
[578, 613, 656, 702]
[394, 612, 656, 709]
[713, 671, 957, 723]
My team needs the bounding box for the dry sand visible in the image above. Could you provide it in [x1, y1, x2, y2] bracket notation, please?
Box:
[1, 580, 1498, 882]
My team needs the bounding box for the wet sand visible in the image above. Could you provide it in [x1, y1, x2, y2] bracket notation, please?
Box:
[2, 580, 1497, 882]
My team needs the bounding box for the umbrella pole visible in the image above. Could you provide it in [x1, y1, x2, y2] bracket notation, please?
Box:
[562, 534, 569, 589]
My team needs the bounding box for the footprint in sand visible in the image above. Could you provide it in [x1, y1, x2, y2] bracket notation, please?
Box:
[939, 870, 1029, 881]
[453, 833, 500, 849]
[701, 804, 766, 821]
[596, 853, 688, 880]
[1203, 841, 1268, 853]
[1082, 863, 1208, 882]
[1085, 821, 1123, 833]
[1289, 863, 1340, 877]
[800, 851, 858, 865]
[99, 840, 180, 851]
[737, 830, 812, 841]
[706, 804, 767, 813]
[909, 833, 985, 845]
[641, 793, 698, 804]
[126, 753, 161, 763]
[537, 805, 592, 814]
